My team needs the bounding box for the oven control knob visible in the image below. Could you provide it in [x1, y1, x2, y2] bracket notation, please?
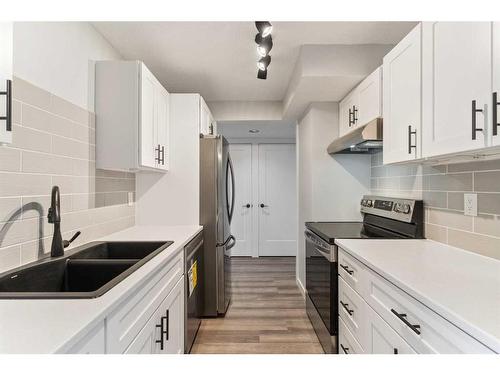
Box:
[366, 200, 373, 207]
[361, 199, 366, 207]
[403, 204, 411, 214]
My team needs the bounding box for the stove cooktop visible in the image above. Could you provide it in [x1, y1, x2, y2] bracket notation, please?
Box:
[305, 221, 405, 244]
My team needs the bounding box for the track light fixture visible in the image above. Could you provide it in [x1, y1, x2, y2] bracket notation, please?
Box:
[255, 21, 273, 38]
[255, 34, 273, 57]
[254, 21, 273, 80]
[257, 55, 271, 71]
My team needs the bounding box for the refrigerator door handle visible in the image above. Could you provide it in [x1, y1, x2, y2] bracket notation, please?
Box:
[226, 154, 235, 225]
[226, 235, 236, 251]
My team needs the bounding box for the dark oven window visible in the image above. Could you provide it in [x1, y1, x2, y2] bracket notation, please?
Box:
[305, 238, 337, 334]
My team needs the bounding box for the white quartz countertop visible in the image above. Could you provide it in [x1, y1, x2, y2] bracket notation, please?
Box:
[335, 238, 500, 353]
[0, 225, 202, 354]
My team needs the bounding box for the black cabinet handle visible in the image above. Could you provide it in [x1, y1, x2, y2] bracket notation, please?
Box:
[164, 310, 169, 341]
[340, 263, 354, 275]
[348, 108, 353, 127]
[160, 145, 165, 165]
[493, 92, 499, 136]
[0, 79, 12, 132]
[408, 125, 417, 154]
[155, 310, 169, 350]
[390, 308, 421, 335]
[394, 348, 399, 354]
[155, 319, 165, 350]
[340, 344, 349, 354]
[340, 300, 354, 316]
[472, 100, 484, 140]
[353, 105, 358, 124]
[154, 144, 161, 163]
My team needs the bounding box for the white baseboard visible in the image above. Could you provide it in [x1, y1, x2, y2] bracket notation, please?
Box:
[296, 277, 306, 299]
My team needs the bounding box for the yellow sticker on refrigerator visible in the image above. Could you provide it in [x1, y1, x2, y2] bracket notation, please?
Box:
[188, 260, 198, 297]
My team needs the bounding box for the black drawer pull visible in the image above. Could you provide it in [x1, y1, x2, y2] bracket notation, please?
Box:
[340, 300, 354, 316]
[348, 108, 353, 127]
[493, 92, 499, 136]
[353, 105, 358, 124]
[0, 79, 12, 132]
[340, 263, 354, 275]
[341, 344, 349, 354]
[472, 100, 484, 140]
[394, 348, 399, 354]
[390, 308, 421, 335]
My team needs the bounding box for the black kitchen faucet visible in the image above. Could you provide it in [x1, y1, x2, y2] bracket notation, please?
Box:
[47, 186, 81, 257]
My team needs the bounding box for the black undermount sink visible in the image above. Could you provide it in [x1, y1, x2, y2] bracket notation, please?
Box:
[0, 241, 173, 299]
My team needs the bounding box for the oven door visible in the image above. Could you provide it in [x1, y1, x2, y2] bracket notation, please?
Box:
[305, 230, 338, 337]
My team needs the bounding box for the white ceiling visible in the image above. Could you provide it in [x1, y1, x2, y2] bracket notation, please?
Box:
[218, 121, 296, 139]
[93, 22, 416, 102]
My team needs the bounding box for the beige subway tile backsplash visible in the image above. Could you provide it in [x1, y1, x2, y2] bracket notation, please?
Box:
[0, 78, 135, 273]
[371, 152, 500, 260]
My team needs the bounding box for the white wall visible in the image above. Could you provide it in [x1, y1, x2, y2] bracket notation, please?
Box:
[135, 94, 200, 226]
[208, 101, 283, 121]
[13, 22, 121, 111]
[296, 102, 371, 288]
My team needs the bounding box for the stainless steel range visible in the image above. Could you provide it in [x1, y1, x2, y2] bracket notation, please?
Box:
[305, 195, 424, 354]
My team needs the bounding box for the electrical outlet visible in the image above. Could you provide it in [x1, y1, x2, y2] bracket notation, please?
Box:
[464, 193, 477, 216]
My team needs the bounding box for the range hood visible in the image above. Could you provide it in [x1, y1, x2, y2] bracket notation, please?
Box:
[327, 118, 383, 155]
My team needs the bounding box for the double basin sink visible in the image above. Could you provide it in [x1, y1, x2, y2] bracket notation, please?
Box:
[0, 241, 173, 299]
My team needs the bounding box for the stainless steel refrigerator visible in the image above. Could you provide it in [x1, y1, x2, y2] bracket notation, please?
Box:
[200, 135, 236, 316]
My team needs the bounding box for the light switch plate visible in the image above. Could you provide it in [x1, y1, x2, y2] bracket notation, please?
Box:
[464, 193, 477, 216]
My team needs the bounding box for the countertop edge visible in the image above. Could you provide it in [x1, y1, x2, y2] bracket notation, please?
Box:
[335, 238, 500, 354]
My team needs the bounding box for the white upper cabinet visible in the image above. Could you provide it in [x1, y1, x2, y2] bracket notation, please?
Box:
[339, 89, 360, 137]
[199, 96, 216, 135]
[95, 61, 169, 172]
[338, 67, 382, 138]
[383, 23, 422, 164]
[422, 22, 492, 157]
[358, 67, 382, 126]
[0, 22, 13, 145]
[493, 22, 500, 147]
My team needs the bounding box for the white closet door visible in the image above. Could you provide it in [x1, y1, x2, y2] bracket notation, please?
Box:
[228, 144, 253, 256]
[493, 22, 500, 147]
[422, 22, 492, 157]
[258, 144, 297, 256]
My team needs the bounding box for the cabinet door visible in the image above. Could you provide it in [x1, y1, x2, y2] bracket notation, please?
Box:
[125, 277, 184, 354]
[199, 97, 212, 135]
[0, 22, 13, 144]
[358, 67, 382, 126]
[493, 22, 500, 147]
[422, 22, 492, 157]
[140, 63, 157, 169]
[159, 276, 184, 354]
[339, 90, 359, 137]
[155, 85, 170, 170]
[366, 306, 416, 354]
[383, 23, 421, 164]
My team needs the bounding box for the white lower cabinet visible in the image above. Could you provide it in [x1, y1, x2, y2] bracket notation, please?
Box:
[65, 322, 106, 354]
[125, 277, 184, 354]
[337, 247, 494, 354]
[64, 250, 185, 354]
[365, 305, 416, 354]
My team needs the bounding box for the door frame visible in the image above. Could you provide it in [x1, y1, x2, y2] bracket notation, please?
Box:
[226, 138, 296, 258]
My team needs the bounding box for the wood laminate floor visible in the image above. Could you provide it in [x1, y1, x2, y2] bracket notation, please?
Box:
[191, 257, 324, 354]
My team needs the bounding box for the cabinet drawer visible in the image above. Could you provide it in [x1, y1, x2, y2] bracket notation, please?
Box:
[365, 268, 493, 353]
[338, 248, 368, 296]
[107, 251, 183, 353]
[339, 317, 364, 354]
[338, 276, 367, 349]
[366, 304, 416, 354]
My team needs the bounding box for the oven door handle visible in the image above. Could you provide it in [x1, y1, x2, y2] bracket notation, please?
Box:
[314, 246, 332, 261]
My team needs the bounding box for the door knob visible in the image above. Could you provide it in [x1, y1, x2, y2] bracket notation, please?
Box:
[260, 203, 268, 208]
[243, 203, 251, 208]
